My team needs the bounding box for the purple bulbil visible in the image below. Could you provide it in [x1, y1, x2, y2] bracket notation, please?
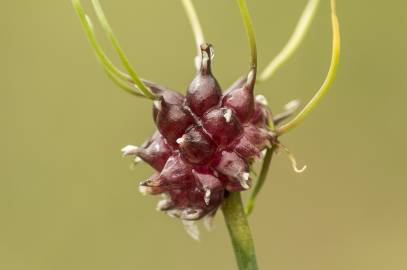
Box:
[125, 44, 274, 220]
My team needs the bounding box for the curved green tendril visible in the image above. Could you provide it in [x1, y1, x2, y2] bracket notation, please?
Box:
[278, 0, 340, 135]
[181, 0, 205, 58]
[259, 0, 320, 82]
[91, 0, 156, 100]
[236, 0, 257, 76]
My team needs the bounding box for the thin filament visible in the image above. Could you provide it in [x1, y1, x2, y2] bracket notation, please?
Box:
[278, 143, 307, 173]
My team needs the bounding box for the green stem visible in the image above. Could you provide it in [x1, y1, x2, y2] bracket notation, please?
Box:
[246, 147, 275, 216]
[222, 192, 258, 270]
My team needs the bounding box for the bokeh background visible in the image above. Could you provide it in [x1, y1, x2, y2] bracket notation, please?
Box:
[1, 0, 406, 269]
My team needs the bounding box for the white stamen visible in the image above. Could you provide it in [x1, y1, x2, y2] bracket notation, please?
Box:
[255, 95, 268, 106]
[156, 199, 170, 211]
[176, 137, 185, 145]
[204, 189, 211, 205]
[239, 172, 250, 189]
[133, 156, 142, 164]
[224, 108, 232, 123]
[121, 145, 138, 156]
[138, 185, 148, 196]
[182, 220, 200, 241]
[203, 214, 215, 232]
[242, 172, 250, 181]
[153, 100, 162, 111]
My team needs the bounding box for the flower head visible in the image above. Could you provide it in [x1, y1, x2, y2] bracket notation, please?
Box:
[127, 44, 274, 220]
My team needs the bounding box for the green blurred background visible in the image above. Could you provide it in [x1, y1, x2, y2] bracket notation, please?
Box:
[1, 0, 406, 269]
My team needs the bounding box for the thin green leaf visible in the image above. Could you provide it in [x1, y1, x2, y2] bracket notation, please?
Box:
[91, 0, 156, 100]
[259, 0, 320, 82]
[236, 0, 257, 74]
[72, 0, 131, 83]
[181, 0, 205, 58]
[278, 0, 341, 135]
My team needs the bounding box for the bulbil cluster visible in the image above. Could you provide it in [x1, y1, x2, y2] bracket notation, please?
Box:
[123, 44, 275, 220]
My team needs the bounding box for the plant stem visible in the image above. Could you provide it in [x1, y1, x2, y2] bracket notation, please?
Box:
[222, 192, 258, 270]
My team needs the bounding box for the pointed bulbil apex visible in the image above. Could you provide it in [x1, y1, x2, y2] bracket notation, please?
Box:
[159, 154, 194, 188]
[243, 125, 273, 149]
[188, 185, 224, 211]
[177, 125, 217, 165]
[156, 97, 195, 146]
[148, 81, 184, 122]
[139, 173, 167, 195]
[192, 168, 224, 205]
[136, 131, 172, 171]
[233, 136, 262, 160]
[213, 151, 251, 189]
[222, 69, 256, 123]
[192, 169, 223, 192]
[202, 107, 243, 145]
[186, 43, 222, 116]
[193, 171, 223, 206]
[234, 125, 274, 160]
